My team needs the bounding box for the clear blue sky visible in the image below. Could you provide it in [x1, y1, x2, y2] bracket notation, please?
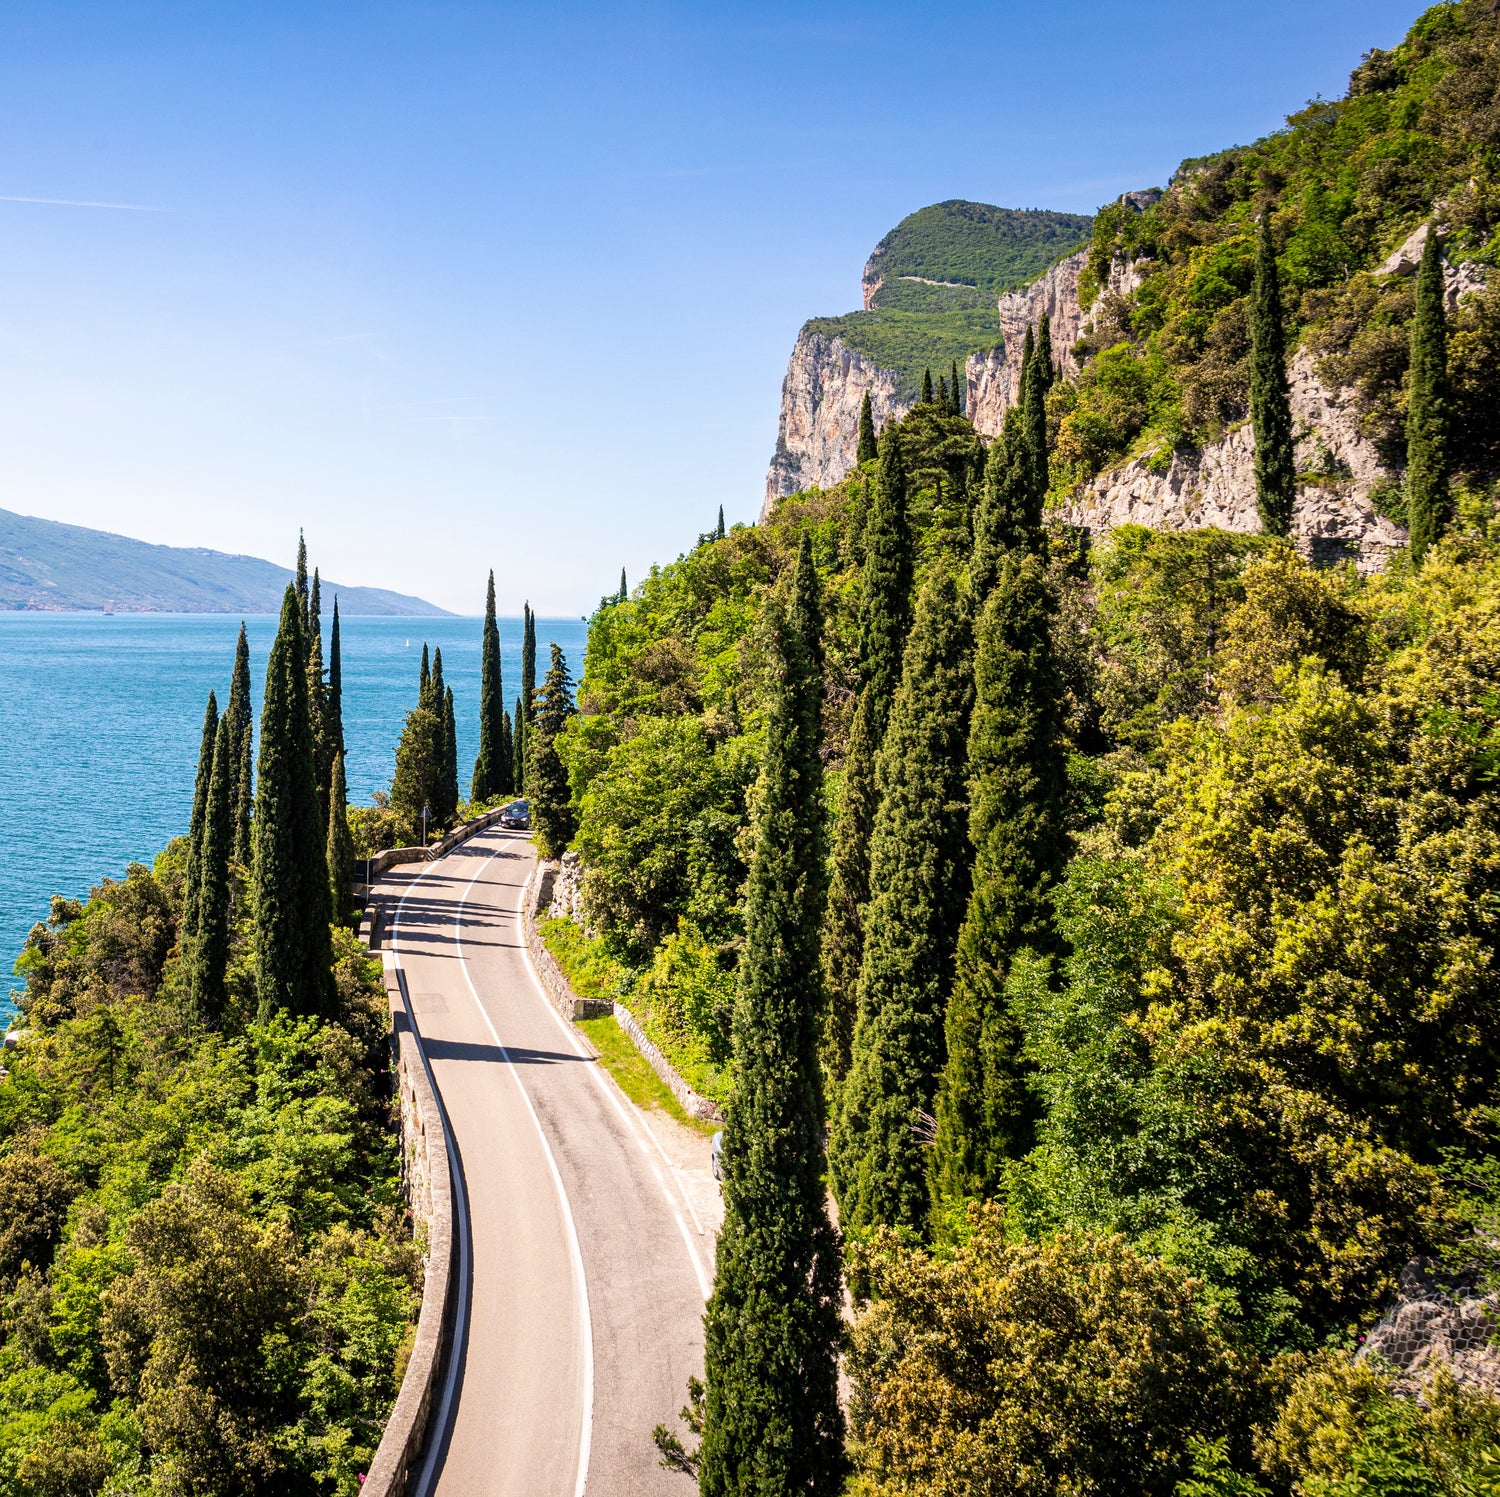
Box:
[0, 1, 1420, 613]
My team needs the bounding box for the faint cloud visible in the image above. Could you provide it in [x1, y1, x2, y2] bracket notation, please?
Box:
[0, 193, 162, 211]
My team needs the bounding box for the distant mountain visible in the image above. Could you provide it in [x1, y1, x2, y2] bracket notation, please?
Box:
[0, 509, 450, 615]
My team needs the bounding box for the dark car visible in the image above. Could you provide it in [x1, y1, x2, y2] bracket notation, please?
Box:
[499, 799, 531, 830]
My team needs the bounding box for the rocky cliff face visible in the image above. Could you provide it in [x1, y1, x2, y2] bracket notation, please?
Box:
[1061, 348, 1407, 570]
[964, 250, 1088, 436]
[763, 331, 906, 515]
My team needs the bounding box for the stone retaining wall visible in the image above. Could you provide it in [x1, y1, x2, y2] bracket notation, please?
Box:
[612, 1001, 723, 1124]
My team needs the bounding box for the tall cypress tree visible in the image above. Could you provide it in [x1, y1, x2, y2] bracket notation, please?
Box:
[529, 644, 576, 857]
[716, 504, 726, 541]
[307, 603, 332, 834]
[418, 642, 432, 711]
[512, 693, 526, 796]
[308, 567, 321, 641]
[328, 597, 345, 762]
[473, 570, 507, 802]
[857, 389, 878, 464]
[189, 710, 235, 1028]
[619, 568, 628, 604]
[294, 532, 308, 615]
[1036, 312, 1055, 389]
[1251, 212, 1296, 536]
[520, 604, 537, 792]
[1019, 324, 1034, 398]
[254, 584, 334, 1020]
[440, 684, 459, 824]
[930, 551, 1068, 1216]
[823, 424, 914, 1082]
[950, 359, 964, 416]
[830, 566, 974, 1236]
[1407, 224, 1452, 563]
[1022, 324, 1050, 506]
[182, 691, 219, 941]
[699, 543, 844, 1496]
[921, 367, 934, 405]
[937, 374, 950, 412]
[225, 624, 254, 865]
[327, 749, 355, 924]
[501, 707, 514, 787]
[235, 729, 254, 869]
[971, 409, 1036, 598]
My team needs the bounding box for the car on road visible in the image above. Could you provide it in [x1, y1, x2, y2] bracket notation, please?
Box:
[499, 798, 531, 830]
[711, 1130, 723, 1183]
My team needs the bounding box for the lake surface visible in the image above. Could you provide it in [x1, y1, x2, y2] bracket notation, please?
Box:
[0, 611, 589, 1019]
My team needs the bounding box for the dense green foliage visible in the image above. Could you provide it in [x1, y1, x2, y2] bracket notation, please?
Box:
[1250, 213, 1296, 535]
[699, 542, 845, 1496]
[865, 202, 1093, 303]
[1409, 224, 1453, 558]
[180, 693, 218, 943]
[4, 861, 415, 1494]
[802, 308, 1002, 405]
[1056, 0, 1500, 498]
[529, 644, 577, 858]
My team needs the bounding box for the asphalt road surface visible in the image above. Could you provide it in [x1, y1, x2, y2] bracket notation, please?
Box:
[379, 829, 713, 1497]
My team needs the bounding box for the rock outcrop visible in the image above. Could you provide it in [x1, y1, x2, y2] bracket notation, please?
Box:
[763, 331, 905, 514]
[1358, 1258, 1500, 1398]
[1061, 348, 1407, 571]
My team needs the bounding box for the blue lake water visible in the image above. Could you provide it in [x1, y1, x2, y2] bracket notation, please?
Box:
[0, 611, 589, 1019]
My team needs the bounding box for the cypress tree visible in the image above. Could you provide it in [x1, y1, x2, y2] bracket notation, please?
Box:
[521, 605, 537, 792]
[225, 624, 254, 863]
[327, 750, 356, 924]
[698, 543, 845, 1496]
[1019, 324, 1034, 397]
[418, 642, 432, 712]
[189, 709, 235, 1028]
[930, 551, 1068, 1216]
[921, 366, 934, 405]
[1250, 212, 1297, 536]
[294, 532, 308, 615]
[716, 504, 726, 541]
[972, 408, 1037, 597]
[308, 566, 321, 641]
[1022, 324, 1050, 505]
[937, 374, 950, 412]
[829, 567, 974, 1236]
[307, 606, 332, 833]
[1407, 224, 1452, 563]
[328, 597, 345, 762]
[1036, 312, 1055, 389]
[950, 359, 964, 416]
[619, 568, 628, 604]
[182, 691, 219, 940]
[512, 694, 526, 796]
[501, 707, 514, 788]
[529, 644, 576, 857]
[441, 684, 459, 824]
[235, 728, 254, 868]
[857, 389, 878, 464]
[254, 584, 334, 1020]
[823, 424, 914, 1082]
[473, 570, 507, 802]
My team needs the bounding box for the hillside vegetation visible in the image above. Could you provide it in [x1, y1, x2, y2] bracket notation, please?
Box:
[1055, 0, 1500, 501]
[801, 202, 1092, 400]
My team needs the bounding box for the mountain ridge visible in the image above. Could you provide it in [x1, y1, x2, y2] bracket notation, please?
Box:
[0, 508, 451, 615]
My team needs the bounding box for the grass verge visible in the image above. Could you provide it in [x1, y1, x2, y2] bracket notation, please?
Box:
[576, 1015, 718, 1136]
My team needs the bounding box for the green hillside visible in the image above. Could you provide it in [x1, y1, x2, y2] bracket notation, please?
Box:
[865, 200, 1094, 304]
[799, 201, 1094, 401]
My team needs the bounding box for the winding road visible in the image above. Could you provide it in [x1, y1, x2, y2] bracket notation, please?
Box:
[376, 828, 715, 1496]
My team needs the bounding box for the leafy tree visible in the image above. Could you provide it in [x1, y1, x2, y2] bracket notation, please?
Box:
[830, 566, 974, 1236]
[254, 584, 334, 1020]
[391, 707, 442, 838]
[1407, 224, 1452, 562]
[181, 691, 219, 941]
[327, 750, 355, 923]
[857, 388, 878, 463]
[825, 423, 915, 1081]
[529, 643, 577, 858]
[472, 570, 508, 802]
[846, 1212, 1248, 1497]
[930, 550, 1068, 1216]
[698, 547, 845, 1497]
[1250, 213, 1296, 536]
[189, 701, 236, 1027]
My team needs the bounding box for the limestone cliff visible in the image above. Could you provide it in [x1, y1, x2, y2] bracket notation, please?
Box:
[1061, 348, 1407, 571]
[763, 331, 905, 512]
